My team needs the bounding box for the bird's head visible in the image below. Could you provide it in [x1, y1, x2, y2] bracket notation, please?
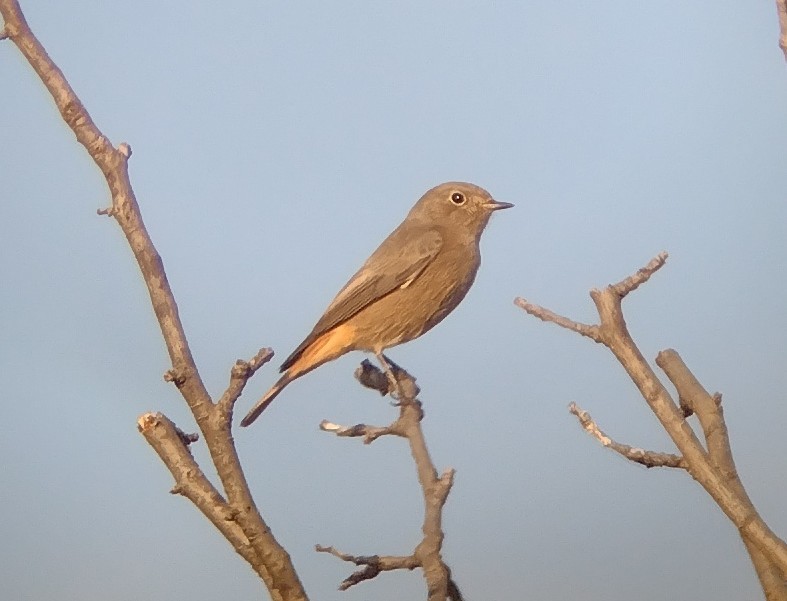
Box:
[409, 182, 513, 237]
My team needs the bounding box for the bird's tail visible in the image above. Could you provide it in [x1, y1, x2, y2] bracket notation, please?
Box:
[240, 373, 292, 427]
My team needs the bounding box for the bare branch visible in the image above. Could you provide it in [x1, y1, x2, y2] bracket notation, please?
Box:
[592, 261, 787, 573]
[137, 413, 257, 565]
[319, 364, 458, 600]
[315, 545, 419, 590]
[569, 403, 685, 469]
[608, 251, 668, 298]
[777, 0, 787, 60]
[657, 351, 726, 460]
[0, 3, 306, 598]
[519, 252, 787, 594]
[1, 1, 204, 404]
[656, 350, 787, 598]
[513, 298, 602, 342]
[515, 253, 668, 346]
[319, 419, 401, 443]
[216, 347, 275, 416]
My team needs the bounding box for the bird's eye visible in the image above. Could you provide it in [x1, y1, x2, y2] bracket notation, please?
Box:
[450, 192, 466, 205]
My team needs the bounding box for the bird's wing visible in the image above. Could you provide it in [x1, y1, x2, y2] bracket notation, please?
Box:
[280, 226, 443, 371]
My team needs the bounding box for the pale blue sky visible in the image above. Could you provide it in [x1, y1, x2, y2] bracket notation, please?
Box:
[2, 2, 787, 600]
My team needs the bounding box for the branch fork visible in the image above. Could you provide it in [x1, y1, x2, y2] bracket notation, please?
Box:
[319, 360, 459, 600]
[518, 252, 787, 599]
[0, 3, 307, 598]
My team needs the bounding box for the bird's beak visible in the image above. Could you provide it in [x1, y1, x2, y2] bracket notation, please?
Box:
[485, 199, 514, 211]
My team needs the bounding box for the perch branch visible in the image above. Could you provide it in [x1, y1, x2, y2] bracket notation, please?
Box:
[569, 403, 685, 469]
[0, 3, 306, 599]
[319, 364, 460, 601]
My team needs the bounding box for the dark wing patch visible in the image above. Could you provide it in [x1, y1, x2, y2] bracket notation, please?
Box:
[280, 227, 443, 371]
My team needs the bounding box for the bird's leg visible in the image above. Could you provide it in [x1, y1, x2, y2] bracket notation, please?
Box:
[375, 352, 401, 399]
[374, 353, 421, 403]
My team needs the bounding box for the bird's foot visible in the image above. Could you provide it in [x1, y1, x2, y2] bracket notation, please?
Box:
[375, 353, 419, 401]
[355, 354, 420, 401]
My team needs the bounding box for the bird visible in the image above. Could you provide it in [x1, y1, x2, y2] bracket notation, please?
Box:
[240, 182, 512, 427]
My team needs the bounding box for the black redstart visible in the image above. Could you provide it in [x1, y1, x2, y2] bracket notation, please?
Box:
[241, 181, 512, 426]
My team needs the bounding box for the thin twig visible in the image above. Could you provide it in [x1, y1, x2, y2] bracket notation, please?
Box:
[513, 298, 602, 342]
[569, 403, 685, 469]
[319, 419, 401, 443]
[608, 251, 668, 298]
[315, 545, 419, 590]
[216, 347, 275, 417]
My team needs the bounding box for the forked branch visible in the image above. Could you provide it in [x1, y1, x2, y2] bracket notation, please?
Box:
[517, 252, 787, 600]
[319, 362, 461, 601]
[0, 3, 306, 599]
